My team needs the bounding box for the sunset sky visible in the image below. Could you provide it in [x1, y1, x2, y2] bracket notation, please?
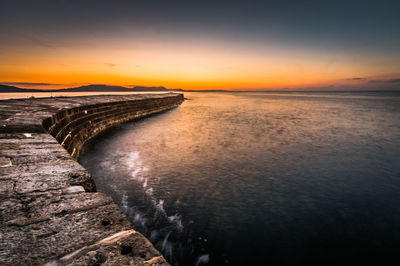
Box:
[1, 0, 399, 90]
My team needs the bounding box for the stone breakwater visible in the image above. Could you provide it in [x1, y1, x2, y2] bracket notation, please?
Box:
[0, 93, 184, 265]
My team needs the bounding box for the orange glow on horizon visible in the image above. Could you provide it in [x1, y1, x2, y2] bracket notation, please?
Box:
[1, 36, 399, 90]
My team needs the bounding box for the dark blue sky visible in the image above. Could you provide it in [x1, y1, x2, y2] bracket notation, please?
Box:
[1, 0, 399, 90]
[2, 1, 399, 47]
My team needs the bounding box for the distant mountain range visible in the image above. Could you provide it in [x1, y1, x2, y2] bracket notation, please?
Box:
[0, 84, 41, 92]
[0, 84, 183, 93]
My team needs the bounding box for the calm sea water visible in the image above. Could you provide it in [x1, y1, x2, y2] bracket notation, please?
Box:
[79, 91, 400, 265]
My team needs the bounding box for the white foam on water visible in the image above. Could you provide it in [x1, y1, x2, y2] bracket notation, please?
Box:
[163, 241, 173, 258]
[168, 215, 179, 222]
[134, 212, 147, 228]
[120, 152, 189, 260]
[145, 187, 153, 195]
[131, 168, 141, 178]
[196, 254, 210, 266]
[149, 230, 159, 241]
[125, 152, 152, 184]
[156, 199, 166, 214]
[161, 231, 171, 250]
[134, 213, 141, 222]
[126, 152, 140, 170]
[168, 214, 184, 231]
[125, 152, 143, 179]
[160, 232, 173, 258]
[100, 161, 115, 172]
[121, 193, 129, 212]
[109, 184, 118, 191]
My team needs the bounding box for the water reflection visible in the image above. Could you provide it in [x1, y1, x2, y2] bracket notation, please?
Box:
[80, 91, 400, 265]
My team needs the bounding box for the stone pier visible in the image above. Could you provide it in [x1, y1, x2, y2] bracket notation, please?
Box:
[0, 93, 184, 265]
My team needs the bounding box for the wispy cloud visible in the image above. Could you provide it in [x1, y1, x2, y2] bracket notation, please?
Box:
[105, 63, 116, 68]
[369, 78, 400, 83]
[346, 77, 366, 81]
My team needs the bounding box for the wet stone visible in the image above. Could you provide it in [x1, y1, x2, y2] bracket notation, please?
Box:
[0, 157, 12, 167]
[62, 186, 85, 194]
[0, 94, 182, 265]
[0, 180, 13, 199]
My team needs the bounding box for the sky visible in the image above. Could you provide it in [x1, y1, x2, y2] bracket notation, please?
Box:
[0, 0, 399, 90]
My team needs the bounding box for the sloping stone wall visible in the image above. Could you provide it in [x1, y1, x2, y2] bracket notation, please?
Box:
[0, 93, 183, 265]
[42, 95, 183, 159]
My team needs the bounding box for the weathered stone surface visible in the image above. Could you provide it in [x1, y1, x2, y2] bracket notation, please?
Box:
[0, 93, 183, 265]
[0, 156, 12, 167]
[44, 230, 168, 266]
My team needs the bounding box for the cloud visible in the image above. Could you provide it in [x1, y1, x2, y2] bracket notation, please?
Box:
[346, 77, 366, 81]
[105, 63, 116, 68]
[1, 82, 59, 86]
[368, 78, 400, 83]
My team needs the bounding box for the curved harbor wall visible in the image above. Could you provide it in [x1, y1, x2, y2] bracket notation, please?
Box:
[0, 93, 183, 265]
[42, 94, 183, 159]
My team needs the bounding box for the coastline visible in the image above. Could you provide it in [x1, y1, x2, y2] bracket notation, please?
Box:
[0, 93, 183, 265]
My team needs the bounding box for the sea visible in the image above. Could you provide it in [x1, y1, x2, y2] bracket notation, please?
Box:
[22, 91, 400, 265]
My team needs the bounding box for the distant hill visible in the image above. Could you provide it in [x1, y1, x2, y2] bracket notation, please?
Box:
[0, 84, 181, 92]
[57, 84, 134, 92]
[132, 86, 169, 91]
[56, 84, 173, 92]
[0, 84, 42, 92]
